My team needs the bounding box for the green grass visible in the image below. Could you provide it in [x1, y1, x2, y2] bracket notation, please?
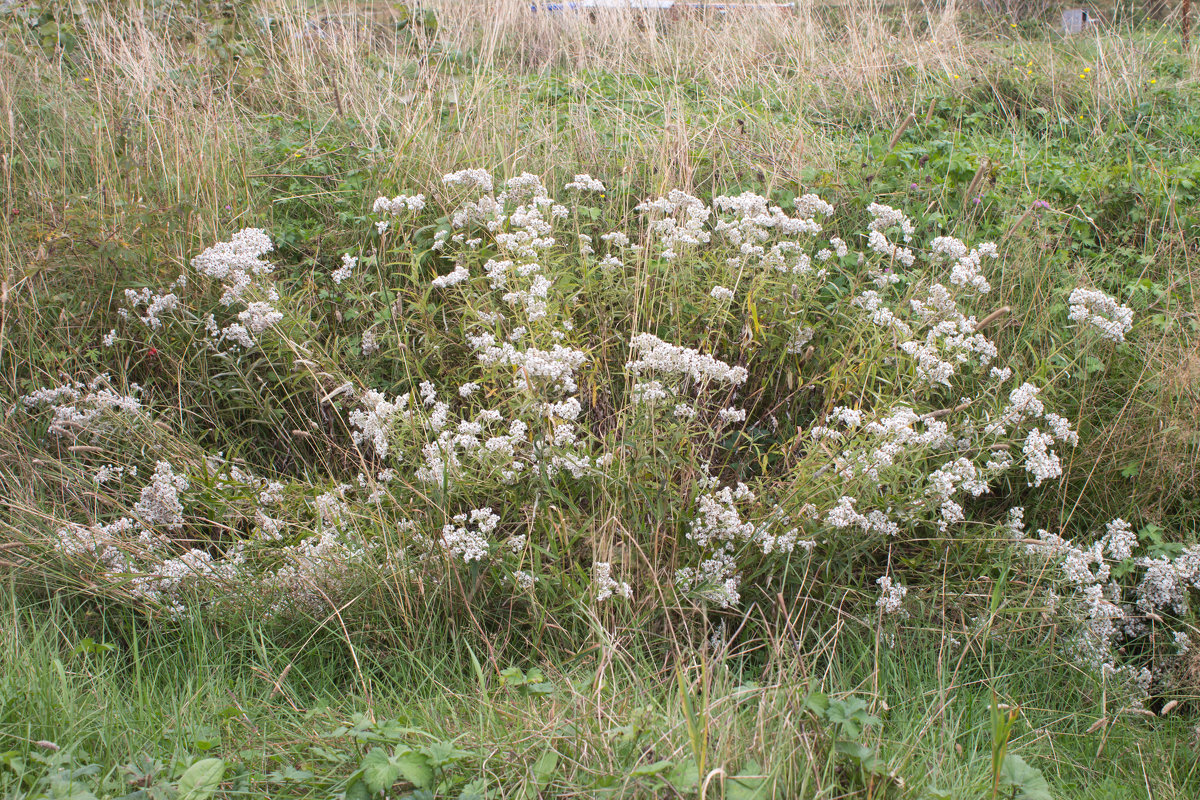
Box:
[4, 586, 1199, 799]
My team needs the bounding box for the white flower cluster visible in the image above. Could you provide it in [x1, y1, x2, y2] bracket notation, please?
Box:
[372, 193, 426, 214]
[866, 203, 916, 267]
[635, 190, 712, 260]
[21, 374, 143, 439]
[688, 483, 757, 546]
[702, 190, 832, 276]
[714, 191, 823, 248]
[626, 333, 748, 387]
[1068, 287, 1134, 343]
[899, 284, 998, 386]
[431, 262, 470, 288]
[471, 335, 589, 394]
[191, 228, 274, 302]
[93, 463, 134, 485]
[565, 174, 605, 193]
[930, 236, 996, 294]
[979, 382, 1077, 487]
[594, 561, 633, 601]
[133, 461, 189, 528]
[333, 253, 356, 284]
[122, 283, 181, 329]
[361, 328, 379, 356]
[443, 168, 494, 193]
[49, 466, 255, 616]
[675, 547, 740, 608]
[349, 390, 413, 458]
[1019, 517, 1200, 682]
[440, 508, 500, 563]
[875, 575, 908, 616]
[824, 495, 899, 537]
[190, 228, 282, 350]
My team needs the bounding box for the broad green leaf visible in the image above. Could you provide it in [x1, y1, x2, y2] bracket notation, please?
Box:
[458, 778, 490, 800]
[726, 760, 768, 800]
[1000, 754, 1053, 800]
[360, 748, 399, 794]
[177, 758, 225, 800]
[394, 749, 434, 789]
[666, 759, 699, 791]
[532, 749, 559, 789]
[834, 740, 887, 774]
[344, 776, 371, 800]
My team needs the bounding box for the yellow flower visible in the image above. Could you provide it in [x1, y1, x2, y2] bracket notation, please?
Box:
[1027, 70, 1033, 76]
[1084, 67, 1091, 73]
[953, 74, 960, 80]
[1150, 79, 1157, 85]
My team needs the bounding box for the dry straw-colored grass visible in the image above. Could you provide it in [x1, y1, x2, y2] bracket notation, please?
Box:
[0, 1, 1150, 209]
[0, 0, 1182, 221]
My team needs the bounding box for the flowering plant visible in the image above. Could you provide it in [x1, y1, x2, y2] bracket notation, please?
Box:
[15, 167, 1196, 705]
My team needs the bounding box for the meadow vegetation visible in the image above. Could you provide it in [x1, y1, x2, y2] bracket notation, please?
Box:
[1, 1, 1199, 797]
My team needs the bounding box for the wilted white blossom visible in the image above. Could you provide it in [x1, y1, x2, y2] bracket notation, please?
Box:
[133, 462, 189, 529]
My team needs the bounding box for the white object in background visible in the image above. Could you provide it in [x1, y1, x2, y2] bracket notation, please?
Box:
[1062, 9, 1090, 35]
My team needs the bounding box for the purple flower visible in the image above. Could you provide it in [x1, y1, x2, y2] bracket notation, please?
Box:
[910, 183, 919, 190]
[973, 197, 982, 205]
[1032, 199, 1051, 210]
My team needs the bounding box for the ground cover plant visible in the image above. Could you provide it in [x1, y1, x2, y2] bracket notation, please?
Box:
[1, 0, 1199, 797]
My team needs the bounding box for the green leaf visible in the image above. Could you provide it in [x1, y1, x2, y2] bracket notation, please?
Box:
[803, 692, 829, 717]
[394, 749, 434, 789]
[834, 740, 887, 774]
[458, 778, 490, 800]
[630, 759, 673, 777]
[726, 760, 768, 800]
[344, 776, 371, 800]
[666, 759, 699, 791]
[999, 754, 1053, 800]
[360, 748, 399, 794]
[268, 766, 314, 782]
[176, 758, 225, 800]
[532, 749, 559, 789]
[826, 697, 879, 739]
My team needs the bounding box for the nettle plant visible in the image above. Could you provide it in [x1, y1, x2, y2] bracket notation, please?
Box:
[14, 169, 1197, 697]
